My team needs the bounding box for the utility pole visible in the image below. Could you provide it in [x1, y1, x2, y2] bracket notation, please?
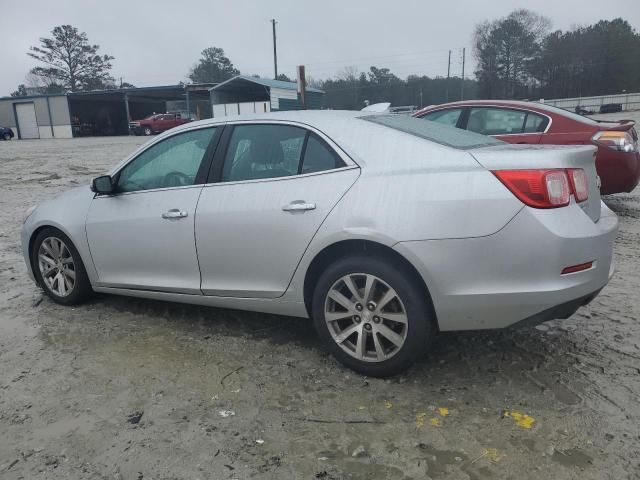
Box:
[297, 65, 306, 109]
[271, 19, 278, 80]
[445, 50, 451, 102]
[460, 47, 466, 101]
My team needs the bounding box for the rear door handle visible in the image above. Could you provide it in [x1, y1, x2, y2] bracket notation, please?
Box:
[282, 201, 316, 212]
[162, 209, 188, 219]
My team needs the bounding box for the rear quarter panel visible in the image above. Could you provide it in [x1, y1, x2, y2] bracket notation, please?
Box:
[282, 133, 524, 303]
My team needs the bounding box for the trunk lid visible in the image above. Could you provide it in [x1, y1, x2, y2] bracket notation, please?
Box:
[469, 144, 601, 222]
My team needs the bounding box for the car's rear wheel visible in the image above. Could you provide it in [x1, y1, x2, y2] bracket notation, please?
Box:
[312, 255, 434, 377]
[143, 126, 153, 136]
[32, 228, 92, 305]
[3, 133, 10, 141]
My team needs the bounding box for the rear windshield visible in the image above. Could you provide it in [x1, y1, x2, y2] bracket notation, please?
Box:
[360, 114, 503, 150]
[533, 103, 600, 125]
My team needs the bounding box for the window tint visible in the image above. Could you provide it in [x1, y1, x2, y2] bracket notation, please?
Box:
[420, 108, 463, 127]
[301, 135, 345, 174]
[361, 115, 503, 150]
[117, 127, 215, 193]
[523, 112, 548, 133]
[467, 108, 526, 135]
[222, 125, 306, 182]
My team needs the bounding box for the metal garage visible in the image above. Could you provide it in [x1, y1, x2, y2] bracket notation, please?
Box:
[0, 94, 71, 139]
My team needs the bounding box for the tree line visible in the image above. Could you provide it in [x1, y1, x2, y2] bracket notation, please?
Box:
[474, 9, 640, 100]
[10, 12, 640, 109]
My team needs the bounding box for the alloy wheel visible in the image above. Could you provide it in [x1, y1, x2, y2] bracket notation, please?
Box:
[324, 273, 408, 362]
[37, 237, 76, 297]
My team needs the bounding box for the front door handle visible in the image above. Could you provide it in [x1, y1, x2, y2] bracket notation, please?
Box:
[282, 201, 316, 212]
[161, 209, 188, 219]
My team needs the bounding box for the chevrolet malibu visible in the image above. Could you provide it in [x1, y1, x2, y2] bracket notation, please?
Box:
[21, 111, 618, 376]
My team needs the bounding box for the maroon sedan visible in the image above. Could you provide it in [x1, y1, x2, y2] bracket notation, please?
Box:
[413, 100, 640, 195]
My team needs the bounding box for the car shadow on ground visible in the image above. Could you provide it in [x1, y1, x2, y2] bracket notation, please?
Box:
[86, 292, 583, 399]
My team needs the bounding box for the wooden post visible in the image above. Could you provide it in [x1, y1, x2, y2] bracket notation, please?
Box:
[297, 65, 306, 110]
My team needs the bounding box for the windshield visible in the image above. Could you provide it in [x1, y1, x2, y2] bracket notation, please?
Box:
[360, 114, 503, 150]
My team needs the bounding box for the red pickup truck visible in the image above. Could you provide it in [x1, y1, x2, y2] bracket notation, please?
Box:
[129, 113, 191, 136]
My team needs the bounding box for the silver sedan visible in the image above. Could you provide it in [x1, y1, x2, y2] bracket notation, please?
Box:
[21, 111, 618, 376]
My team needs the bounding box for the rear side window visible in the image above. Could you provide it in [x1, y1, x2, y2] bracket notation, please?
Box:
[420, 108, 463, 127]
[361, 114, 503, 150]
[467, 108, 526, 135]
[301, 135, 344, 174]
[523, 112, 548, 133]
[222, 125, 306, 181]
[221, 125, 346, 182]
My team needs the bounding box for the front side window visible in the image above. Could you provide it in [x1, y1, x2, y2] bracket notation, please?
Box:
[117, 127, 216, 193]
[467, 108, 526, 135]
[420, 108, 463, 127]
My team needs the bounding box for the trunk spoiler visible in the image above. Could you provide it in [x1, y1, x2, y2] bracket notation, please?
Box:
[595, 119, 636, 131]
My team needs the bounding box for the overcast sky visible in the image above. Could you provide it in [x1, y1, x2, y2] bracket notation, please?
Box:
[1, 0, 639, 96]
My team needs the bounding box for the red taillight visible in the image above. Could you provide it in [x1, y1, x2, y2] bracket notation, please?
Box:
[568, 168, 589, 203]
[493, 169, 570, 208]
[493, 168, 589, 208]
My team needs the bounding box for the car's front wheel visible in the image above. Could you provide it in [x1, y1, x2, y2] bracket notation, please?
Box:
[143, 126, 153, 136]
[2, 133, 11, 141]
[32, 228, 93, 305]
[312, 255, 434, 377]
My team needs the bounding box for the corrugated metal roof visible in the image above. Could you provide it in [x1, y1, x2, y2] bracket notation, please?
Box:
[211, 75, 324, 94]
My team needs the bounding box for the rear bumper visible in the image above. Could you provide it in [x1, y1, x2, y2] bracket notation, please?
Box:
[395, 201, 618, 331]
[597, 149, 640, 194]
[508, 288, 601, 329]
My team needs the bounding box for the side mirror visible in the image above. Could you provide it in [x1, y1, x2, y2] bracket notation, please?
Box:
[91, 175, 114, 194]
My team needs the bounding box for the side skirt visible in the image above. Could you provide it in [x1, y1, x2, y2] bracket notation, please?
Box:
[93, 286, 309, 318]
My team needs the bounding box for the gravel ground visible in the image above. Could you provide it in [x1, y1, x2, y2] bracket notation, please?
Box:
[0, 133, 639, 480]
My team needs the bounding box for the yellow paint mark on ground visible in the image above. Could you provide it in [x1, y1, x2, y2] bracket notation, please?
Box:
[483, 448, 504, 463]
[503, 410, 535, 429]
[429, 417, 442, 427]
[472, 448, 505, 464]
[438, 407, 449, 417]
[416, 412, 427, 428]
[357, 405, 366, 410]
[384, 400, 393, 409]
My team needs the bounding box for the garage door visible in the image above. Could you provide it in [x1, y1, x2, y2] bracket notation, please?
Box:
[16, 102, 39, 139]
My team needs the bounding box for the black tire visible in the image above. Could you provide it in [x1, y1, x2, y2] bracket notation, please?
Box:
[312, 255, 434, 377]
[143, 126, 153, 136]
[31, 227, 93, 305]
[3, 133, 10, 141]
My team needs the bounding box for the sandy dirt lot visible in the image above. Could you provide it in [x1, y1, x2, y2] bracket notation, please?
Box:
[0, 132, 639, 480]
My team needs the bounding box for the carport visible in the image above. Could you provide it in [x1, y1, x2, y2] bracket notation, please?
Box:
[68, 86, 186, 137]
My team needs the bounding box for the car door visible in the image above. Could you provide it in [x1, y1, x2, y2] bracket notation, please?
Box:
[466, 107, 545, 144]
[156, 114, 172, 132]
[85, 126, 219, 293]
[195, 122, 360, 298]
